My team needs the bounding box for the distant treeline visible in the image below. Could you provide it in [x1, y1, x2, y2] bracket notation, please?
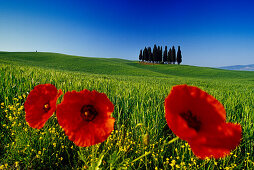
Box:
[139, 45, 182, 64]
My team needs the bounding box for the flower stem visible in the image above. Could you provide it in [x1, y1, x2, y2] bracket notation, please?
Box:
[132, 151, 151, 163]
[164, 136, 179, 146]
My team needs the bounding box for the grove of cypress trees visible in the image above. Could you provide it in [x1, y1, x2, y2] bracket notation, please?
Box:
[177, 46, 182, 65]
[139, 44, 182, 64]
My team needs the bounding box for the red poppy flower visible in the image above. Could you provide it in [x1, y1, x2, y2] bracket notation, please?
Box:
[24, 84, 62, 129]
[56, 89, 115, 147]
[165, 85, 242, 159]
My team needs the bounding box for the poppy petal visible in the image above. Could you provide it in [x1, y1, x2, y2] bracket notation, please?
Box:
[165, 85, 226, 141]
[67, 117, 115, 147]
[56, 89, 115, 147]
[25, 84, 62, 129]
[165, 84, 242, 159]
[189, 123, 242, 159]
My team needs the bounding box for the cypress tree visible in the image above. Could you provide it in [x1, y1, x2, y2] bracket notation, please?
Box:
[157, 46, 162, 63]
[153, 44, 158, 63]
[160, 46, 163, 63]
[143, 47, 148, 62]
[163, 46, 168, 63]
[177, 46, 182, 65]
[172, 46, 176, 64]
[156, 46, 159, 63]
[139, 49, 143, 61]
[148, 47, 152, 62]
[168, 48, 172, 64]
[157, 46, 160, 63]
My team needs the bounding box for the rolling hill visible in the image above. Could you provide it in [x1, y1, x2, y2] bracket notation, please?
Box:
[1, 51, 254, 80]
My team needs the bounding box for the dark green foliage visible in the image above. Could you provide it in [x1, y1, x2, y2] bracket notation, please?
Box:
[143, 47, 148, 61]
[148, 47, 152, 62]
[153, 45, 158, 63]
[177, 46, 182, 65]
[160, 46, 163, 61]
[168, 48, 172, 64]
[163, 46, 168, 63]
[156, 46, 160, 63]
[139, 49, 143, 61]
[172, 46, 176, 64]
[139, 45, 181, 65]
[157, 46, 162, 63]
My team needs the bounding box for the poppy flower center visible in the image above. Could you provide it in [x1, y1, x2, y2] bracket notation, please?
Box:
[80, 105, 97, 121]
[180, 110, 201, 132]
[43, 103, 51, 112]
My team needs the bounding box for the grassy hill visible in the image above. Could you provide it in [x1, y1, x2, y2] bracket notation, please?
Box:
[0, 52, 253, 169]
[1, 51, 254, 80]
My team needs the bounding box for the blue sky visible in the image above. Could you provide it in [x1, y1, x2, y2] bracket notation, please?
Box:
[0, 0, 254, 67]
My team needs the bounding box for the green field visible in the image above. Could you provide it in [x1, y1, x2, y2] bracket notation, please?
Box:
[0, 52, 253, 169]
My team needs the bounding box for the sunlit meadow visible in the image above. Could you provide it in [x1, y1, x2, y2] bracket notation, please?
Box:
[0, 52, 253, 169]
